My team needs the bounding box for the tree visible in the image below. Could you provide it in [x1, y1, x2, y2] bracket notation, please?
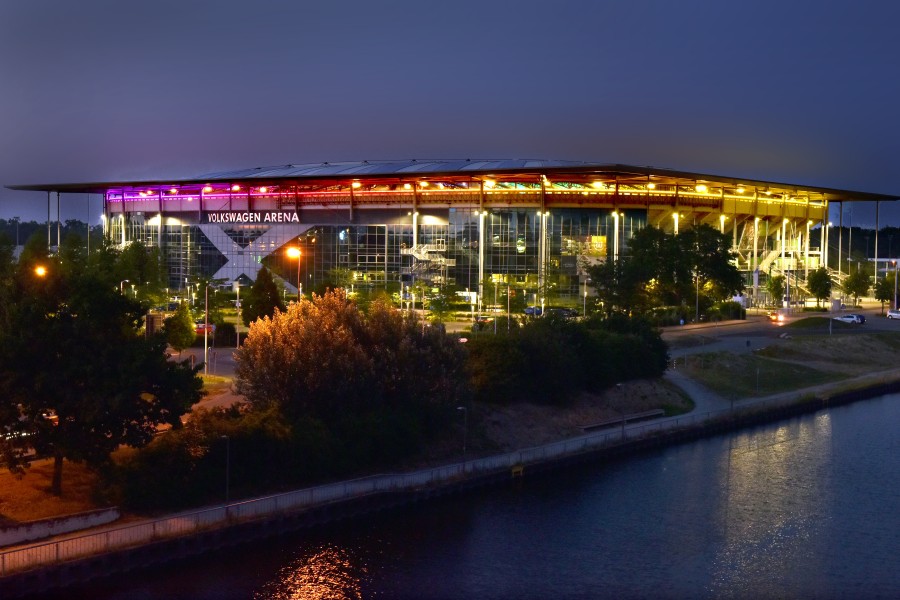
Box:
[118, 240, 167, 301]
[0, 240, 203, 496]
[766, 274, 785, 307]
[807, 267, 832, 308]
[235, 289, 469, 464]
[241, 266, 285, 326]
[590, 225, 742, 316]
[874, 272, 895, 313]
[842, 269, 870, 306]
[165, 301, 196, 353]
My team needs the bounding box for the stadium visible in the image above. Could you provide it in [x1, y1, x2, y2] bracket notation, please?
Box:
[8, 159, 898, 309]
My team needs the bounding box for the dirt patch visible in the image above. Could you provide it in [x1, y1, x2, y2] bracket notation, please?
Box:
[0, 460, 103, 525]
[472, 379, 689, 453]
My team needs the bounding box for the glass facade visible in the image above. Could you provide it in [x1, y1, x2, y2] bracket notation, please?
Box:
[104, 207, 650, 309]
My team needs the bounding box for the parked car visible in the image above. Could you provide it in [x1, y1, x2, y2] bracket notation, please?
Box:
[194, 321, 216, 334]
[524, 306, 543, 316]
[547, 307, 578, 319]
[833, 314, 864, 324]
[886, 309, 900, 319]
[472, 316, 494, 331]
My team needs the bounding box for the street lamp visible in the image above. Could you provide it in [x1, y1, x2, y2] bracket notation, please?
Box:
[204, 283, 210, 375]
[119, 279, 129, 294]
[456, 406, 467, 461]
[894, 260, 898, 310]
[286, 246, 302, 301]
[221, 435, 230, 503]
[34, 265, 47, 277]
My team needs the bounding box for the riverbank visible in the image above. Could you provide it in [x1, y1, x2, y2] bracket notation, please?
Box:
[4, 361, 900, 597]
[4, 326, 900, 595]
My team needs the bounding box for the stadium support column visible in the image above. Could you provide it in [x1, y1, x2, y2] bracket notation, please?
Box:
[781, 217, 787, 271]
[539, 178, 547, 303]
[805, 219, 810, 281]
[823, 201, 829, 270]
[837, 202, 843, 279]
[753, 216, 759, 302]
[158, 189, 163, 249]
[47, 191, 51, 248]
[412, 183, 418, 249]
[56, 192, 61, 248]
[874, 201, 880, 285]
[478, 180, 485, 316]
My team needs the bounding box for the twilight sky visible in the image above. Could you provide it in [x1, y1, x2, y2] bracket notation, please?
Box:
[1, 0, 899, 227]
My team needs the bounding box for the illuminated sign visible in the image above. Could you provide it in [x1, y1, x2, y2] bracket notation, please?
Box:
[204, 211, 300, 224]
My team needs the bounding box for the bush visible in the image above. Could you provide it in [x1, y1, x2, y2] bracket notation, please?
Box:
[214, 322, 236, 346]
[466, 314, 669, 405]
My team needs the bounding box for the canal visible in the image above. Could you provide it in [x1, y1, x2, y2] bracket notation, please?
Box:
[52, 394, 900, 599]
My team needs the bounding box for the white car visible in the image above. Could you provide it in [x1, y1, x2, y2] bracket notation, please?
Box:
[833, 314, 863, 324]
[887, 309, 900, 319]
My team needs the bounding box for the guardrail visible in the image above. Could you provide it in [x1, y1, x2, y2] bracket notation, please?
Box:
[0, 407, 736, 578]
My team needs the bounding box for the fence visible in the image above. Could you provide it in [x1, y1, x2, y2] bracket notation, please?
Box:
[0, 407, 738, 578]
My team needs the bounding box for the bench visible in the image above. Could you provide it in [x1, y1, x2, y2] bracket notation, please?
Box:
[580, 409, 666, 432]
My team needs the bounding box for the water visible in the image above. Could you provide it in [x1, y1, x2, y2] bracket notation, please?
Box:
[59, 395, 900, 599]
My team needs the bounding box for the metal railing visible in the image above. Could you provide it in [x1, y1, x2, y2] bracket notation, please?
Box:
[0, 408, 736, 577]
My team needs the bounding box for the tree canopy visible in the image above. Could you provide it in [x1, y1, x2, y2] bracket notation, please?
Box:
[842, 269, 870, 305]
[585, 224, 743, 316]
[807, 267, 832, 308]
[165, 301, 196, 353]
[0, 233, 203, 495]
[241, 266, 285, 326]
[235, 289, 469, 466]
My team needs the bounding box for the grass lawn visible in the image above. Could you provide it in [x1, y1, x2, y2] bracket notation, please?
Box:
[0, 459, 103, 525]
[679, 351, 845, 399]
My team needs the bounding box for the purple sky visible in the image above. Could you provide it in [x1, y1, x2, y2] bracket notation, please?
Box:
[1, 0, 898, 227]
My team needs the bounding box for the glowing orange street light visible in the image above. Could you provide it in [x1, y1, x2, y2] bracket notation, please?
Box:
[286, 247, 302, 301]
[34, 265, 47, 277]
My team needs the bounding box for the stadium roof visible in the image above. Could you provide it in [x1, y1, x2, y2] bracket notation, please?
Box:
[7, 159, 899, 202]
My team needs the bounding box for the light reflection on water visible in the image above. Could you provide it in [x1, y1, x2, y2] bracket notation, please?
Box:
[254, 545, 364, 600]
[66, 395, 900, 599]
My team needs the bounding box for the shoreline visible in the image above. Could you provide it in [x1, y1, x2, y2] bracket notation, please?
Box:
[3, 368, 900, 597]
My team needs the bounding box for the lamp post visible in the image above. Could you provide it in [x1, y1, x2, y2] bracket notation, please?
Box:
[221, 435, 230, 503]
[204, 284, 210, 375]
[286, 246, 302, 301]
[456, 406, 467, 461]
[235, 283, 241, 349]
[894, 261, 898, 310]
[119, 279, 129, 294]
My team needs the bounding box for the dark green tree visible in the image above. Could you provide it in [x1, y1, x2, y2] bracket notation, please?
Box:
[242, 266, 285, 326]
[766, 274, 785, 306]
[842, 269, 870, 306]
[118, 240, 166, 301]
[0, 249, 202, 496]
[165, 301, 196, 354]
[874, 272, 895, 313]
[807, 267, 832, 308]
